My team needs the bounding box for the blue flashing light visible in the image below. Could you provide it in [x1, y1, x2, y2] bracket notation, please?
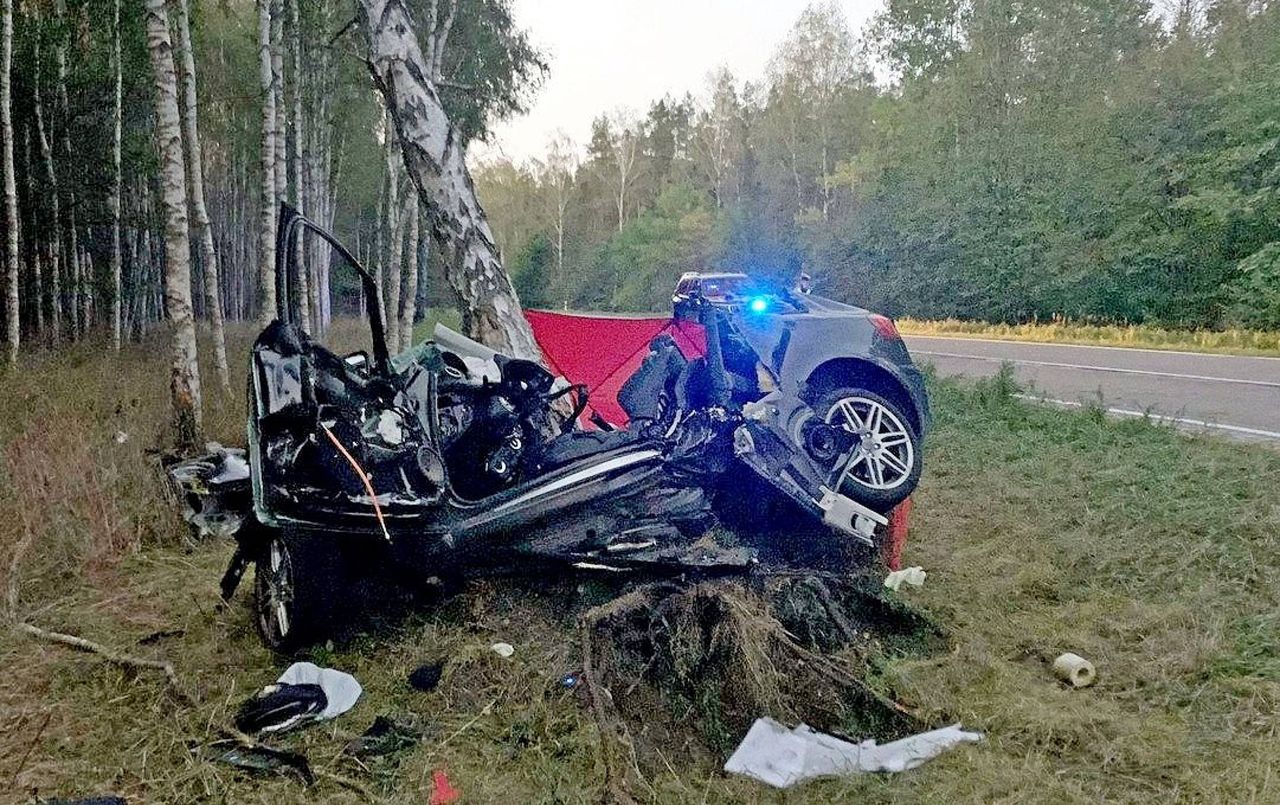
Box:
[748, 296, 769, 313]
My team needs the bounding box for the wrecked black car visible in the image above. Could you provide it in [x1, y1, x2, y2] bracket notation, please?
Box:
[180, 207, 928, 652]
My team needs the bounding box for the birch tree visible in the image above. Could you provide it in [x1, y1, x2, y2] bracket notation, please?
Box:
[1, 0, 15, 366]
[288, 0, 310, 333]
[109, 0, 122, 351]
[53, 0, 83, 336]
[172, 0, 230, 392]
[605, 110, 639, 231]
[398, 192, 419, 353]
[256, 0, 276, 325]
[537, 132, 576, 281]
[32, 45, 62, 340]
[144, 0, 202, 448]
[358, 0, 539, 360]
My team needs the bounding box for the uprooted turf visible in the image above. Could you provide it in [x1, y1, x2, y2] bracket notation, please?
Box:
[3, 333, 1280, 803]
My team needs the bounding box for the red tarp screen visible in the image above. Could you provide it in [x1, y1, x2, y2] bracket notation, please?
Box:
[524, 309, 706, 428]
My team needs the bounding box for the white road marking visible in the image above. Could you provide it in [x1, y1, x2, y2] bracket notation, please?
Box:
[1013, 394, 1280, 441]
[915, 350, 1280, 389]
[905, 334, 1280, 361]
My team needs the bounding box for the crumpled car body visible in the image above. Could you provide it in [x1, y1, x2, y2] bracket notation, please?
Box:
[186, 206, 927, 652]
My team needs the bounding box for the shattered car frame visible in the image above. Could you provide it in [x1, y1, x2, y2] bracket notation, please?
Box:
[195, 206, 924, 652]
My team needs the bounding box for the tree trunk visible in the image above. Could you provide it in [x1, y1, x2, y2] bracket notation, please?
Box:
[358, 0, 539, 360]
[144, 0, 202, 449]
[287, 0, 310, 333]
[53, 0, 83, 338]
[172, 0, 230, 392]
[385, 173, 404, 354]
[398, 192, 419, 353]
[21, 126, 42, 336]
[256, 0, 276, 325]
[381, 112, 401, 349]
[1, 0, 16, 366]
[110, 0, 123, 351]
[32, 44, 63, 341]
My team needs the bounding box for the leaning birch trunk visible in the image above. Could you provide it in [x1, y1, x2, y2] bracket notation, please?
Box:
[1, 0, 17, 366]
[144, 0, 202, 448]
[172, 0, 230, 392]
[109, 0, 123, 351]
[398, 192, 419, 353]
[357, 0, 540, 360]
[255, 0, 276, 325]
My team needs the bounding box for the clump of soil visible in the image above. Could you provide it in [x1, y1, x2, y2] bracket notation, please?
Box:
[576, 571, 950, 795]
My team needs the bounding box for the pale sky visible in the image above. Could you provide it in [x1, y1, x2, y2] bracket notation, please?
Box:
[473, 0, 883, 164]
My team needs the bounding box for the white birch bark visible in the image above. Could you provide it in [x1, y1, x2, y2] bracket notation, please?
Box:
[385, 173, 404, 354]
[32, 45, 62, 340]
[398, 192, 419, 353]
[287, 0, 310, 332]
[256, 0, 276, 325]
[53, 0, 83, 338]
[110, 0, 123, 351]
[358, 0, 540, 360]
[172, 0, 230, 392]
[1, 0, 16, 366]
[144, 0, 203, 447]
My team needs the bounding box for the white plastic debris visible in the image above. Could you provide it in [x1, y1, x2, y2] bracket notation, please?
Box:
[883, 565, 927, 591]
[277, 662, 362, 720]
[114, 431, 129, 444]
[1052, 652, 1097, 688]
[724, 717, 983, 789]
[490, 642, 515, 658]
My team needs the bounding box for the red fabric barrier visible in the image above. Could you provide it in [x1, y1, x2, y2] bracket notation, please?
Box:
[881, 497, 913, 571]
[524, 309, 705, 428]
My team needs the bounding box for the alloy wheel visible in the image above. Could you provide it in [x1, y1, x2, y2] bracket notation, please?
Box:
[824, 395, 915, 493]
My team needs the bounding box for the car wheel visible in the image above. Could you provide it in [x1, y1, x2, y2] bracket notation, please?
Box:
[817, 388, 921, 511]
[253, 529, 346, 654]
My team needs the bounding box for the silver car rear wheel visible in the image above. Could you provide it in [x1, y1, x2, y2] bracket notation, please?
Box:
[819, 389, 921, 510]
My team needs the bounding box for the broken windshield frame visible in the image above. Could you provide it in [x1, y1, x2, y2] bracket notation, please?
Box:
[274, 203, 391, 376]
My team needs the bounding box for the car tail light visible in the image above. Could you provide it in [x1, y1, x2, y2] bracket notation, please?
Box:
[868, 314, 900, 341]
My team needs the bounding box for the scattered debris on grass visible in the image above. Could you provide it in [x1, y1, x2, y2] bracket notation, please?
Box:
[408, 661, 445, 692]
[883, 565, 927, 591]
[201, 739, 315, 785]
[725, 717, 983, 787]
[343, 715, 425, 759]
[1052, 652, 1097, 688]
[234, 662, 362, 734]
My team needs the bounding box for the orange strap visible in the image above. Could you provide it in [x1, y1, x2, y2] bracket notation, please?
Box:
[320, 422, 392, 543]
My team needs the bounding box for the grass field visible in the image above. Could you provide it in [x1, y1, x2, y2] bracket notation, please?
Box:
[3, 328, 1280, 803]
[897, 317, 1280, 356]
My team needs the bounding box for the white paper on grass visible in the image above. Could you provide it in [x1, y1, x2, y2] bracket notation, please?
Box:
[277, 662, 362, 720]
[724, 717, 983, 789]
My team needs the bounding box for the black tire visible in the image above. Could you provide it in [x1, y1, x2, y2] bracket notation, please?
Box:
[815, 387, 922, 511]
[253, 528, 349, 654]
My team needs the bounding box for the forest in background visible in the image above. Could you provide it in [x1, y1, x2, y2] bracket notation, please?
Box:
[475, 0, 1280, 329]
[0, 0, 1277, 448]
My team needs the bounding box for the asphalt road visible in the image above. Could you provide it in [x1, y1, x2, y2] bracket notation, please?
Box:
[902, 335, 1280, 443]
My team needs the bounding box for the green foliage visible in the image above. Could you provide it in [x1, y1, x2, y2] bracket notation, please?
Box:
[477, 1, 1280, 332]
[590, 183, 716, 312]
[511, 232, 551, 307]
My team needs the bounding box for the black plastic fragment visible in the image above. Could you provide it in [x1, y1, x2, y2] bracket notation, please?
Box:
[408, 661, 444, 692]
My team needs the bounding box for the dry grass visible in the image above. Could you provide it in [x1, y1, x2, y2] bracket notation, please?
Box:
[2, 327, 1280, 803]
[898, 317, 1280, 356]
